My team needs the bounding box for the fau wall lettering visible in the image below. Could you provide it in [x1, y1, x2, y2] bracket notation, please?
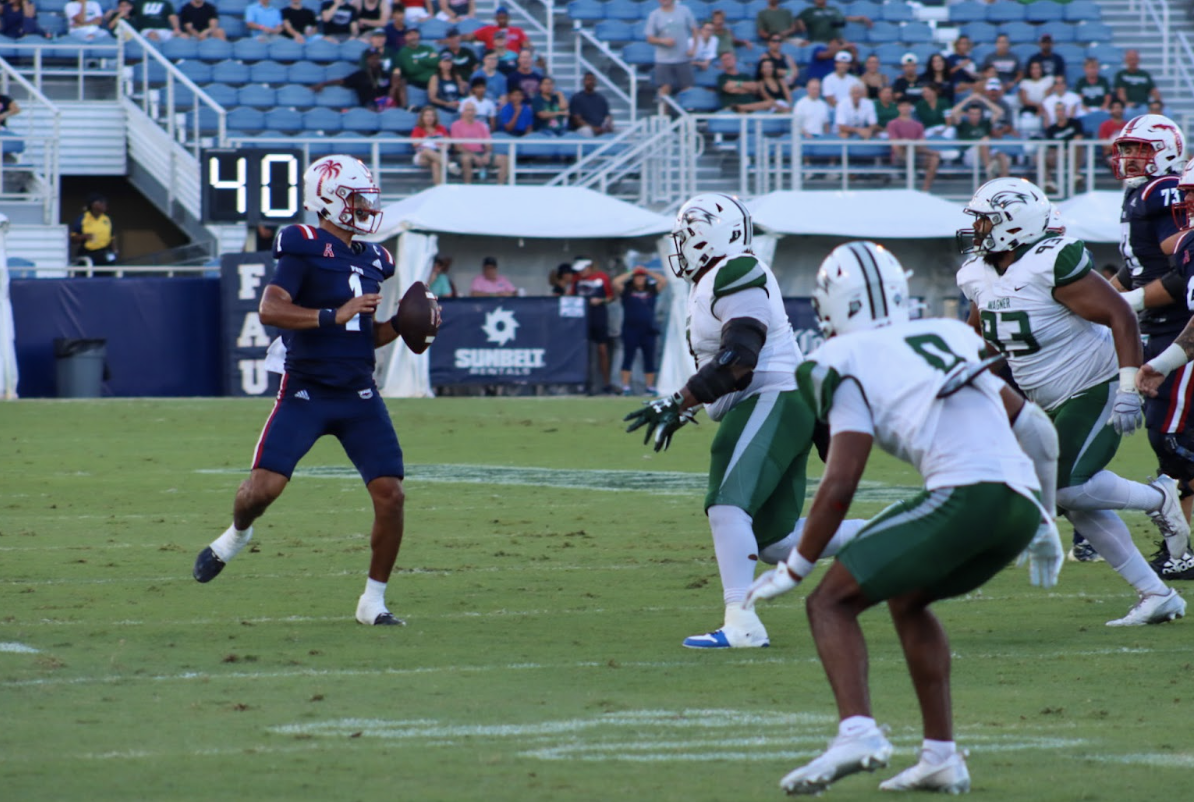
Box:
[221, 251, 282, 397]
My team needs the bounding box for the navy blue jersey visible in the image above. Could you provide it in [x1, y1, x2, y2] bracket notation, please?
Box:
[1121, 174, 1184, 335]
[269, 223, 395, 389]
[621, 282, 659, 330]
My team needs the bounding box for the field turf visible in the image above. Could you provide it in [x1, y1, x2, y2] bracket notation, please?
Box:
[1, 398, 1190, 801]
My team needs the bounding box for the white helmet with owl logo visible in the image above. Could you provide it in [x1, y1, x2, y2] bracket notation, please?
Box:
[669, 193, 753, 282]
[813, 241, 911, 338]
[303, 155, 383, 235]
[958, 178, 1052, 255]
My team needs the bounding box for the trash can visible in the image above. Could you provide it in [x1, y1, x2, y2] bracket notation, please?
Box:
[54, 338, 107, 398]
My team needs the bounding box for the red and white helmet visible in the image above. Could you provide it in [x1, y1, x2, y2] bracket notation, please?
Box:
[303, 155, 383, 235]
[1174, 157, 1194, 231]
[1110, 114, 1186, 186]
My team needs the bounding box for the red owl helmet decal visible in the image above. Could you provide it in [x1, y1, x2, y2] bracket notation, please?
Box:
[303, 155, 383, 235]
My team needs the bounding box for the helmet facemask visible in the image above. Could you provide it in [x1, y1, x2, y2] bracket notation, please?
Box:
[1110, 138, 1161, 182]
[334, 187, 382, 235]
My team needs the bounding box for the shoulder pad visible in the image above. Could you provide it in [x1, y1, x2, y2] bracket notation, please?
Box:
[955, 256, 984, 294]
[796, 359, 843, 422]
[1049, 237, 1093, 287]
[274, 224, 325, 258]
[1141, 174, 1181, 207]
[1175, 231, 1194, 265]
[712, 255, 768, 300]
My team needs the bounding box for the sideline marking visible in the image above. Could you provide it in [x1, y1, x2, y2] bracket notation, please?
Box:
[0, 642, 39, 654]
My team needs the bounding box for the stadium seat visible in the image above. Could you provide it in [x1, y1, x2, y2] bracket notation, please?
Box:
[378, 107, 418, 133]
[406, 86, 428, 108]
[269, 38, 305, 62]
[1025, 1, 1063, 24]
[249, 60, 288, 83]
[594, 20, 633, 44]
[276, 83, 317, 107]
[959, 21, 996, 42]
[37, 0, 66, 10]
[987, 2, 1026, 23]
[161, 37, 199, 60]
[948, 1, 987, 24]
[325, 61, 356, 80]
[211, 59, 247, 84]
[881, 3, 912, 23]
[331, 132, 373, 158]
[1011, 43, 1037, 62]
[197, 38, 233, 61]
[217, 0, 250, 14]
[566, 0, 605, 22]
[1077, 21, 1113, 44]
[131, 60, 169, 86]
[731, 20, 754, 41]
[871, 42, 903, 66]
[909, 43, 940, 65]
[420, 18, 451, 40]
[201, 82, 239, 107]
[865, 21, 899, 43]
[176, 59, 213, 84]
[233, 38, 270, 62]
[36, 12, 65, 35]
[304, 39, 341, 63]
[378, 139, 414, 159]
[170, 85, 196, 108]
[263, 106, 305, 132]
[687, 1, 716, 21]
[1087, 43, 1122, 67]
[900, 21, 933, 43]
[693, 67, 719, 88]
[340, 39, 368, 61]
[1038, 22, 1074, 43]
[340, 107, 380, 133]
[676, 87, 719, 112]
[1055, 43, 1084, 67]
[303, 107, 344, 132]
[238, 85, 277, 107]
[841, 21, 867, 43]
[516, 137, 564, 159]
[184, 106, 222, 134]
[1080, 110, 1110, 138]
[621, 42, 654, 67]
[719, 4, 748, 22]
[227, 107, 266, 132]
[1064, 1, 1101, 23]
[457, 18, 484, 36]
[313, 85, 356, 108]
[1001, 21, 1036, 44]
[287, 61, 325, 84]
[219, 16, 246, 39]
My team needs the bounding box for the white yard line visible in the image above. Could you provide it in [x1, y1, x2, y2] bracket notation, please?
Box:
[0, 642, 39, 654]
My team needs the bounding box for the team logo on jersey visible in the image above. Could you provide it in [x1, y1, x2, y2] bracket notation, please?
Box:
[482, 307, 520, 346]
[323, 243, 335, 258]
[358, 388, 373, 399]
[294, 389, 310, 400]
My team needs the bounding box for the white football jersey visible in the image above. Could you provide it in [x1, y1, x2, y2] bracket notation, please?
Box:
[687, 253, 802, 421]
[957, 235, 1117, 411]
[799, 317, 1039, 495]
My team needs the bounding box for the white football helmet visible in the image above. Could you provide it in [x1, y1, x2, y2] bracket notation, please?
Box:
[1047, 203, 1065, 235]
[1110, 114, 1186, 186]
[1175, 157, 1194, 231]
[813, 241, 911, 338]
[303, 155, 382, 235]
[669, 193, 752, 282]
[958, 178, 1051, 254]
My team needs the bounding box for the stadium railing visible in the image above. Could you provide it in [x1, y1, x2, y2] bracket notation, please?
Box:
[572, 24, 637, 124]
[1132, 0, 1170, 79]
[0, 57, 60, 223]
[0, 40, 121, 99]
[505, 0, 556, 75]
[1175, 31, 1194, 134]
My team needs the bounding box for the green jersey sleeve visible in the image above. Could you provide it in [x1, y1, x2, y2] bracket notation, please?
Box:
[711, 256, 768, 301]
[796, 360, 842, 421]
[1051, 239, 1093, 287]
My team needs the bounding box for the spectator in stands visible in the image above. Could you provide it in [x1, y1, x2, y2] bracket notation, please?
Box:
[435, 0, 473, 24]
[253, 223, 277, 251]
[462, 76, 497, 127]
[757, 34, 798, 88]
[381, 4, 406, 49]
[947, 34, 978, 95]
[245, 0, 283, 39]
[471, 7, 527, 53]
[178, 0, 222, 39]
[64, 0, 111, 40]
[131, 0, 183, 40]
[397, 27, 438, 91]
[1041, 74, 1082, 128]
[428, 52, 466, 113]
[69, 193, 117, 267]
[441, 27, 478, 81]
[794, 0, 871, 45]
[955, 77, 1015, 138]
[756, 0, 795, 43]
[320, 0, 358, 41]
[103, 0, 134, 33]
[470, 52, 507, 104]
[1027, 33, 1065, 79]
[1075, 57, 1111, 114]
[921, 53, 953, 104]
[1099, 98, 1129, 156]
[914, 83, 949, 136]
[451, 101, 507, 183]
[709, 8, 750, 56]
[893, 53, 927, 104]
[1149, 98, 1166, 116]
[821, 51, 860, 108]
[716, 51, 775, 113]
[428, 253, 457, 298]
[356, 0, 389, 38]
[981, 33, 1021, 92]
[570, 71, 613, 136]
[411, 106, 454, 183]
[0, 91, 21, 130]
[1041, 101, 1084, 193]
[806, 36, 853, 83]
[487, 30, 518, 74]
[314, 49, 404, 109]
[399, 0, 431, 25]
[1115, 50, 1161, 114]
[886, 98, 939, 192]
[498, 86, 533, 136]
[548, 263, 573, 296]
[835, 81, 876, 138]
[645, 0, 698, 99]
[955, 102, 1009, 179]
[531, 76, 568, 135]
[471, 256, 517, 297]
[1016, 59, 1051, 138]
[874, 84, 898, 130]
[281, 0, 317, 41]
[613, 266, 666, 396]
[690, 22, 718, 71]
[793, 76, 831, 138]
[361, 28, 401, 74]
[569, 257, 615, 395]
[859, 54, 888, 99]
[1, 0, 48, 39]
[506, 49, 543, 99]
[757, 58, 791, 110]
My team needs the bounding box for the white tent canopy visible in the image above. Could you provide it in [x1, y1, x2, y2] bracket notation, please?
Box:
[1054, 191, 1124, 243]
[747, 190, 968, 239]
[368, 185, 674, 241]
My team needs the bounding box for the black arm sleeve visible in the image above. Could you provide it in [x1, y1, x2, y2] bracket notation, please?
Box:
[1159, 268, 1187, 305]
[685, 317, 768, 404]
[1115, 263, 1133, 290]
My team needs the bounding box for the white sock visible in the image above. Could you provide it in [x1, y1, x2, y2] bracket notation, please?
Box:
[839, 715, 877, 737]
[1065, 509, 1169, 596]
[209, 523, 253, 562]
[361, 578, 387, 608]
[922, 739, 957, 765]
[757, 517, 868, 565]
[708, 505, 758, 607]
[1057, 470, 1164, 512]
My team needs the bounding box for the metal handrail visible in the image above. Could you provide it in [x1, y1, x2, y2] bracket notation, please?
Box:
[0, 56, 61, 222]
[503, 0, 554, 75]
[0, 40, 121, 100]
[1175, 31, 1194, 117]
[14, 263, 213, 277]
[572, 26, 638, 122]
[1136, 0, 1171, 79]
[545, 118, 648, 186]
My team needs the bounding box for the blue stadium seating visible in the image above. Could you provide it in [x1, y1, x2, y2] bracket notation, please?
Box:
[276, 83, 317, 107]
[264, 106, 305, 132]
[594, 20, 633, 44]
[313, 85, 356, 108]
[457, 18, 484, 36]
[249, 59, 288, 83]
[879, 3, 911, 23]
[720, 4, 748, 23]
[325, 61, 355, 80]
[197, 38, 233, 61]
[232, 37, 270, 62]
[184, 106, 222, 134]
[900, 21, 933, 43]
[1011, 43, 1037, 62]
[219, 16, 247, 39]
[202, 82, 239, 106]
[132, 60, 169, 86]
[987, 3, 1026, 23]
[948, 1, 986, 24]
[268, 38, 305, 61]
[378, 108, 418, 133]
[870, 42, 903, 65]
[287, 61, 325, 84]
[211, 59, 247, 84]
[1088, 43, 1122, 66]
[340, 39, 367, 61]
[378, 140, 414, 158]
[959, 21, 996, 42]
[341, 107, 381, 133]
[1080, 109, 1110, 137]
[730, 19, 755, 41]
[676, 87, 719, 112]
[37, 13, 65, 35]
[1064, 1, 1101, 23]
[238, 84, 277, 107]
[1002, 21, 1037, 44]
[1077, 21, 1113, 43]
[171, 85, 196, 107]
[908, 43, 940, 65]
[567, 0, 604, 22]
[420, 18, 451, 40]
[161, 38, 199, 60]
[621, 41, 654, 67]
[304, 39, 342, 63]
[865, 21, 900, 43]
[406, 86, 428, 108]
[38, 0, 67, 11]
[1025, 1, 1064, 24]
[303, 107, 344, 132]
[227, 106, 265, 132]
[176, 59, 213, 84]
[217, 0, 250, 14]
[1055, 43, 1084, 67]
[694, 67, 719, 88]
[331, 132, 373, 159]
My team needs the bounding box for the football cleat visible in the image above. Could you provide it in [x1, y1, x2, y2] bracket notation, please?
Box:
[1152, 550, 1194, 580]
[1106, 588, 1186, 626]
[1146, 475, 1190, 560]
[682, 627, 770, 649]
[879, 750, 971, 794]
[192, 547, 227, 583]
[1067, 534, 1103, 563]
[781, 727, 894, 795]
[361, 612, 406, 626]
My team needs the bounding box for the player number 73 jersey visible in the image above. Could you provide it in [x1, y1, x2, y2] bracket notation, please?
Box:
[956, 235, 1117, 412]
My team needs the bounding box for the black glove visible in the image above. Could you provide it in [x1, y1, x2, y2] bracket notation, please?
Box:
[623, 392, 700, 453]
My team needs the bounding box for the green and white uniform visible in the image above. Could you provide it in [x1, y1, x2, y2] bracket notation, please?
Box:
[688, 254, 813, 548]
[957, 235, 1120, 487]
[798, 318, 1041, 601]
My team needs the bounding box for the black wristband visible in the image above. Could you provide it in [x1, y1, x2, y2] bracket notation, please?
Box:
[318, 308, 336, 328]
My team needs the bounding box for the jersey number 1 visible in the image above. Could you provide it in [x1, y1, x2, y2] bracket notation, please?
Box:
[346, 273, 363, 331]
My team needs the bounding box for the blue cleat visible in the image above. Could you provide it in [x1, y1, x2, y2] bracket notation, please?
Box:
[192, 547, 227, 583]
[682, 627, 770, 649]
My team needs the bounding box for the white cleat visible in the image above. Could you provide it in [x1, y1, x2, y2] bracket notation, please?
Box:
[1106, 588, 1186, 627]
[780, 727, 894, 795]
[1147, 475, 1190, 560]
[355, 596, 405, 627]
[880, 751, 971, 794]
[683, 604, 770, 649]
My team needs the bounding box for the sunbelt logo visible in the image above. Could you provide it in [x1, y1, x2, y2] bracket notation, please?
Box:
[454, 307, 546, 376]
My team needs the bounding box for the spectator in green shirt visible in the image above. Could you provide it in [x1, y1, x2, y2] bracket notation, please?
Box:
[956, 104, 1009, 178]
[756, 0, 795, 43]
[1074, 57, 1111, 112]
[397, 27, 438, 90]
[914, 83, 949, 134]
[710, 8, 751, 56]
[715, 51, 775, 113]
[794, 0, 870, 44]
[1114, 49, 1161, 111]
[874, 85, 899, 129]
[132, 0, 182, 40]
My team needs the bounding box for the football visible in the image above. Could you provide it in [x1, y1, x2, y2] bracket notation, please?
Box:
[396, 281, 441, 355]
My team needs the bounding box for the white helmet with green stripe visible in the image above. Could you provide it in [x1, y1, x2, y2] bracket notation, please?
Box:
[669, 193, 753, 282]
[960, 177, 1051, 255]
[813, 241, 910, 337]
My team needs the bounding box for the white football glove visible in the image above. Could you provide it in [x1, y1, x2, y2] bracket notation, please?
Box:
[743, 563, 802, 610]
[1109, 389, 1143, 436]
[1016, 518, 1064, 589]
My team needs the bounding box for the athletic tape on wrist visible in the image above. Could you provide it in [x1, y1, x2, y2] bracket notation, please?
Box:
[1148, 343, 1189, 377]
[787, 553, 815, 580]
[1119, 366, 1139, 394]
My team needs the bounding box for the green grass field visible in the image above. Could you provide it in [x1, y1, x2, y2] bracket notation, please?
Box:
[1, 398, 1190, 801]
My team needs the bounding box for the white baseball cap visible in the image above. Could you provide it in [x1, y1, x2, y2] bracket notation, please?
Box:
[834, 51, 852, 63]
[900, 52, 918, 64]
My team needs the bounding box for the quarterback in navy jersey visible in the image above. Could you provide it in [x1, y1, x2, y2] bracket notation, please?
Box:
[193, 155, 421, 626]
